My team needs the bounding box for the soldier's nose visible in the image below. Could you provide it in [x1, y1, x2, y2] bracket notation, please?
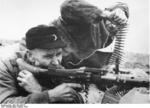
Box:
[51, 59, 59, 66]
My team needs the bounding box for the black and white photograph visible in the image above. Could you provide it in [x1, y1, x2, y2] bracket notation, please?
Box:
[0, 0, 149, 106]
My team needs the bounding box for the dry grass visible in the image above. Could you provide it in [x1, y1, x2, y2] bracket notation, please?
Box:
[123, 52, 149, 69]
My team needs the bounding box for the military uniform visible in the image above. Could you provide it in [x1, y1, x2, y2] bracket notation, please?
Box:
[0, 44, 50, 103]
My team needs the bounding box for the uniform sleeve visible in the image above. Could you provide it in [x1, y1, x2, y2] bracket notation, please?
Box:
[0, 60, 50, 104]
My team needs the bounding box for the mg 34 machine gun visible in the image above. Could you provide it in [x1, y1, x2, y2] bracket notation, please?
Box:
[33, 60, 149, 88]
[17, 12, 149, 103]
[17, 57, 149, 103]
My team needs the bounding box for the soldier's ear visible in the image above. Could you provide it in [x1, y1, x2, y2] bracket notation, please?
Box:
[25, 50, 36, 64]
[26, 50, 32, 59]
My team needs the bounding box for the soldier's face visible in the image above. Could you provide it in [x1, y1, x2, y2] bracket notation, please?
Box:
[28, 48, 63, 69]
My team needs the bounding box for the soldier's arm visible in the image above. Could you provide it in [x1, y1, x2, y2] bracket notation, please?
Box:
[0, 60, 50, 104]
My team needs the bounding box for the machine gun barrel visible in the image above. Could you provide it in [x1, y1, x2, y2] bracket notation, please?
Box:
[37, 68, 149, 87]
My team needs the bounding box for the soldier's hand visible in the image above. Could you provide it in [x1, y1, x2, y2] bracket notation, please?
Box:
[48, 83, 82, 103]
[17, 70, 42, 93]
[109, 8, 128, 25]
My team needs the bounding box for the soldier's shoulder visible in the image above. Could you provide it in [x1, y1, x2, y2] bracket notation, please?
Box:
[0, 43, 21, 66]
[0, 44, 22, 75]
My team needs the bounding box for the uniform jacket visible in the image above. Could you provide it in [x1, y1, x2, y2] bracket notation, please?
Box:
[0, 44, 50, 103]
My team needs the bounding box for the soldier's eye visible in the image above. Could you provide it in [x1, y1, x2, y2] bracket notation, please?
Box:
[56, 52, 62, 56]
[43, 54, 54, 59]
